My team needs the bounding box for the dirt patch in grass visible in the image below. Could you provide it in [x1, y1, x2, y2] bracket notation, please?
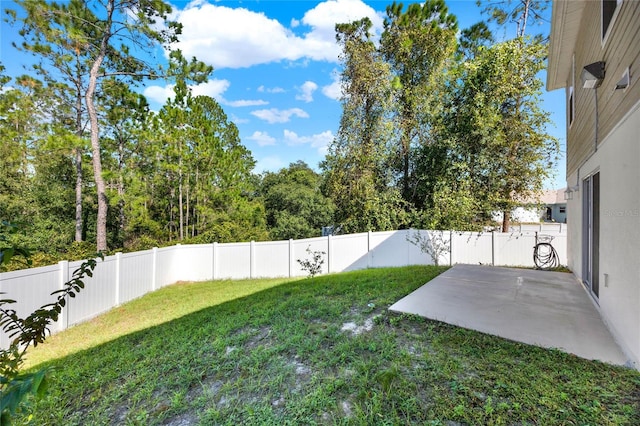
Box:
[341, 315, 378, 336]
[162, 413, 198, 426]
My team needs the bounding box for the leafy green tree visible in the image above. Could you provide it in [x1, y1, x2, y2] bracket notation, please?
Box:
[0, 72, 38, 224]
[9, 0, 199, 252]
[439, 37, 558, 231]
[380, 0, 458, 203]
[141, 65, 267, 244]
[7, 0, 102, 243]
[478, 0, 550, 38]
[100, 79, 151, 248]
[457, 21, 494, 61]
[261, 162, 335, 240]
[323, 18, 408, 233]
[0, 68, 90, 253]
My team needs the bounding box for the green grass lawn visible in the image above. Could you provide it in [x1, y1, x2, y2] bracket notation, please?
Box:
[17, 266, 640, 425]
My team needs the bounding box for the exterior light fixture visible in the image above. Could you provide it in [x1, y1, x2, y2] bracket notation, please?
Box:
[564, 185, 579, 201]
[581, 61, 606, 89]
[564, 188, 573, 201]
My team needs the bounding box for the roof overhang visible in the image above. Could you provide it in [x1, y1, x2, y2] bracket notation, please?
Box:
[546, 0, 587, 91]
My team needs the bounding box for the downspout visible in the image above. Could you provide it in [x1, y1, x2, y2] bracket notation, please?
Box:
[594, 86, 599, 153]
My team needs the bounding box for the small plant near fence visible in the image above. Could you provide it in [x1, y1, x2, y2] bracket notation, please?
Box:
[0, 222, 102, 424]
[297, 245, 326, 278]
[406, 229, 451, 267]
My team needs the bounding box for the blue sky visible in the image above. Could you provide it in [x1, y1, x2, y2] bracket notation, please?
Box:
[0, 0, 566, 188]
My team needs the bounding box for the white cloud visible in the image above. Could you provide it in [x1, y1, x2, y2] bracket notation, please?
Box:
[143, 79, 230, 104]
[251, 108, 309, 124]
[247, 131, 277, 146]
[143, 84, 176, 104]
[283, 129, 334, 154]
[255, 155, 286, 173]
[296, 81, 318, 102]
[226, 99, 269, 107]
[300, 0, 384, 49]
[230, 114, 249, 124]
[258, 85, 286, 94]
[191, 79, 231, 100]
[322, 69, 342, 100]
[168, 0, 383, 69]
[143, 79, 266, 108]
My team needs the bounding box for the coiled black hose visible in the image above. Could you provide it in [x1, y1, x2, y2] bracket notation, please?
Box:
[533, 241, 560, 270]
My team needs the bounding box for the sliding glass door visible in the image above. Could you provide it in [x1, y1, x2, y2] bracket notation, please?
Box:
[582, 172, 600, 299]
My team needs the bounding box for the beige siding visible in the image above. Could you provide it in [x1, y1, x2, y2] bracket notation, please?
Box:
[567, 0, 640, 176]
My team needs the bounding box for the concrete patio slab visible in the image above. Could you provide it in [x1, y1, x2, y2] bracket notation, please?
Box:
[389, 264, 629, 366]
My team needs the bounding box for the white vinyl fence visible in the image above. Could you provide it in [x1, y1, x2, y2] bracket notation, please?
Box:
[0, 228, 566, 349]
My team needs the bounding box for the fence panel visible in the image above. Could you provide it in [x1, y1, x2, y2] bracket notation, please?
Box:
[120, 250, 154, 303]
[173, 244, 214, 282]
[67, 256, 118, 326]
[451, 232, 494, 265]
[0, 265, 60, 349]
[509, 223, 566, 233]
[254, 241, 289, 278]
[330, 233, 369, 272]
[217, 243, 251, 279]
[406, 230, 452, 266]
[292, 237, 329, 276]
[156, 246, 180, 288]
[370, 231, 411, 268]
[549, 234, 568, 265]
[494, 232, 537, 267]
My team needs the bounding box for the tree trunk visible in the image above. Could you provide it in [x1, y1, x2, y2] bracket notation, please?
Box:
[178, 159, 184, 240]
[518, 0, 531, 37]
[85, 0, 114, 252]
[74, 74, 83, 243]
[117, 137, 125, 244]
[501, 209, 511, 233]
[402, 134, 410, 200]
[74, 147, 83, 242]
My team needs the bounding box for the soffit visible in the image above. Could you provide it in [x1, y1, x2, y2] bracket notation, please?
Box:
[547, 0, 587, 91]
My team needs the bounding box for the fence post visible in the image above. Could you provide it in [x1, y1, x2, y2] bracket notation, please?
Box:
[250, 241, 256, 279]
[327, 235, 332, 274]
[151, 247, 158, 291]
[491, 231, 497, 266]
[367, 231, 372, 268]
[58, 260, 69, 332]
[449, 230, 453, 266]
[115, 252, 122, 306]
[288, 239, 293, 277]
[212, 242, 218, 280]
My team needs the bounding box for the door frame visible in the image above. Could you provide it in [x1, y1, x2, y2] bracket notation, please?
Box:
[582, 171, 600, 300]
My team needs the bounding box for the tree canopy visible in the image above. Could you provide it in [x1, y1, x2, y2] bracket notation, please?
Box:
[0, 0, 559, 265]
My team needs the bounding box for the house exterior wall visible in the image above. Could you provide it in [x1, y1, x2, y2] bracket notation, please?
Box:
[567, 1, 640, 176]
[550, 0, 640, 367]
[567, 102, 640, 365]
[548, 204, 567, 223]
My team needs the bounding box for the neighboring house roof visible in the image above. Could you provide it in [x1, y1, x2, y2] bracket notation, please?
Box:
[517, 189, 566, 206]
[539, 189, 566, 205]
[547, 0, 587, 91]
